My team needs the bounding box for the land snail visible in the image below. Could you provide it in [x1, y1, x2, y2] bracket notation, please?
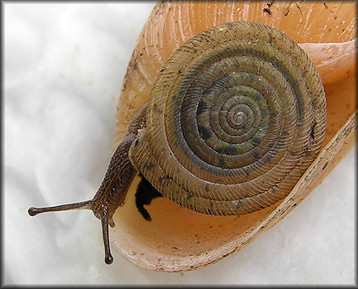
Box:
[28, 1, 356, 271]
[28, 21, 326, 264]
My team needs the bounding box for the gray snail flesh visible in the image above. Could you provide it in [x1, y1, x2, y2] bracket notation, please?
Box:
[28, 22, 326, 265]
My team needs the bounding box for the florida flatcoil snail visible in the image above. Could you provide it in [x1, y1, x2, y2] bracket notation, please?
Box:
[28, 22, 326, 265]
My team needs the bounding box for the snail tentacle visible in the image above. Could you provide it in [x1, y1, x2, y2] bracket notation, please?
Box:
[28, 102, 148, 264]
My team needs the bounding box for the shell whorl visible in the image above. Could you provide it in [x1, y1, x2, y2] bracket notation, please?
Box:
[129, 22, 326, 215]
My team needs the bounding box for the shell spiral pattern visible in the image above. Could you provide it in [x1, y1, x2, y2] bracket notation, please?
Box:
[129, 22, 326, 215]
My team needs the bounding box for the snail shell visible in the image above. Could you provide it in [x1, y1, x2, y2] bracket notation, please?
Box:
[129, 21, 326, 216]
[112, 1, 356, 272]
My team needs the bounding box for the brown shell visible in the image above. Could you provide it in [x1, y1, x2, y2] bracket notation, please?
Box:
[112, 1, 357, 272]
[129, 21, 326, 216]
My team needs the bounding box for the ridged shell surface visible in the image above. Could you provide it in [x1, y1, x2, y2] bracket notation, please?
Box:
[129, 22, 326, 215]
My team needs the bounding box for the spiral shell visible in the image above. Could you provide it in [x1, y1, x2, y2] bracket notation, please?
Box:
[129, 22, 326, 215]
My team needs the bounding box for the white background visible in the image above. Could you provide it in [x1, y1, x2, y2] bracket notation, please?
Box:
[4, 2, 356, 285]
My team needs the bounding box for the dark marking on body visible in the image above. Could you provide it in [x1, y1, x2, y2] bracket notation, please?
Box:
[217, 145, 237, 155]
[198, 125, 212, 140]
[252, 150, 260, 159]
[197, 100, 209, 115]
[251, 138, 260, 147]
[135, 174, 163, 221]
[204, 74, 231, 95]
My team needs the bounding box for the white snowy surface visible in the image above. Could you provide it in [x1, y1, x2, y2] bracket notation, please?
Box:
[4, 2, 356, 285]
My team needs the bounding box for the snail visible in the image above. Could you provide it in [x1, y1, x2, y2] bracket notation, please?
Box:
[28, 20, 326, 264]
[28, 1, 356, 271]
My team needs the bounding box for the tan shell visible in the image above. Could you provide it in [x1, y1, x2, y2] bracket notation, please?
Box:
[111, 1, 357, 272]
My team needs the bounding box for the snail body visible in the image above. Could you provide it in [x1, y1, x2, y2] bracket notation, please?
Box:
[28, 1, 356, 271]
